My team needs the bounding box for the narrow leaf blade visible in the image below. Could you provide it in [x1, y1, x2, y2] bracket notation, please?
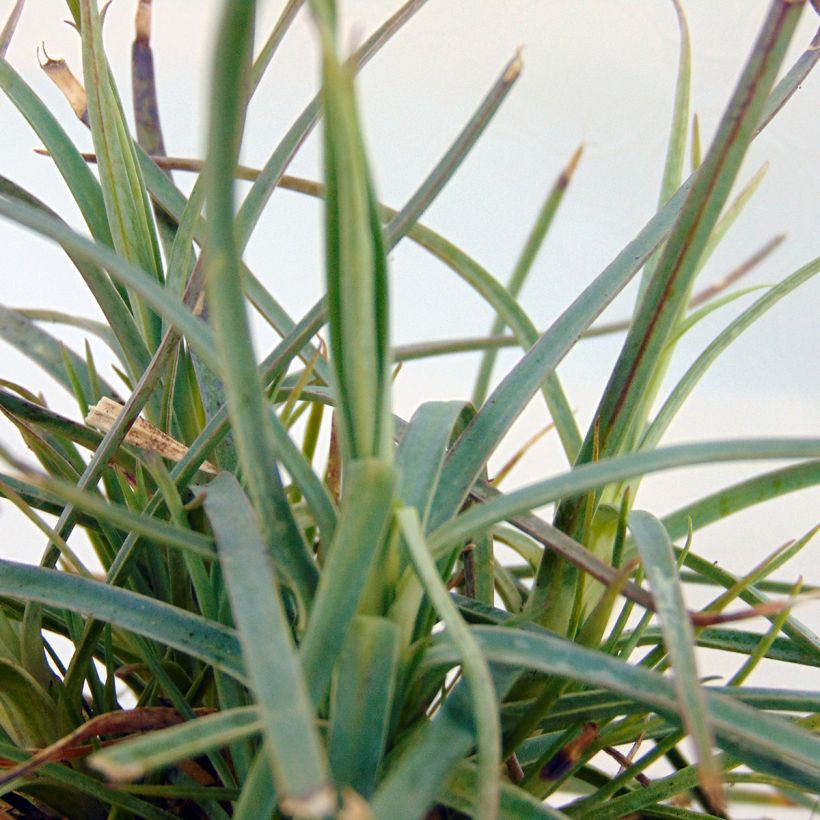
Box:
[629, 510, 723, 811]
[201, 473, 333, 817]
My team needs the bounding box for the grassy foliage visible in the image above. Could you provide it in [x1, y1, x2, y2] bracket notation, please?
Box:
[0, 0, 817, 817]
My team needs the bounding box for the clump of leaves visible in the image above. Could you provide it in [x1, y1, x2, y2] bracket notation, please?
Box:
[0, 0, 818, 818]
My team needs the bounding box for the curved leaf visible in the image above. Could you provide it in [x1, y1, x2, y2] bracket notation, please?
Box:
[0, 559, 243, 679]
[430, 438, 820, 556]
[0, 55, 110, 243]
[423, 625, 820, 792]
[643, 255, 820, 448]
[25, 470, 216, 559]
[0, 196, 218, 372]
[0, 305, 113, 400]
[0, 174, 149, 381]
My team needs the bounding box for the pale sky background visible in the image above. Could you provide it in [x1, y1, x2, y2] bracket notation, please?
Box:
[0, 2, 819, 813]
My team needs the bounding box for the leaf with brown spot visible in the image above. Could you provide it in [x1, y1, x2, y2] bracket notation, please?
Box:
[0, 707, 215, 787]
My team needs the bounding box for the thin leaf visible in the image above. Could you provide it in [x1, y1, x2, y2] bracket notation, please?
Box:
[422, 626, 820, 792]
[0, 195, 218, 371]
[11, 308, 123, 362]
[404, 215, 581, 462]
[396, 334, 518, 360]
[250, 0, 306, 93]
[0, 559, 243, 679]
[671, 284, 771, 344]
[441, 761, 570, 819]
[557, 1, 804, 536]
[623, 624, 820, 667]
[0, 470, 98, 527]
[755, 23, 820, 135]
[629, 510, 723, 811]
[690, 112, 702, 171]
[728, 578, 804, 686]
[19, 469, 216, 560]
[387, 49, 522, 242]
[395, 506, 501, 820]
[686, 232, 784, 310]
[429, 438, 820, 558]
[317, 6, 391, 463]
[236, 0, 430, 246]
[0, 174, 150, 381]
[0, 0, 24, 57]
[0, 55, 110, 243]
[643, 255, 820, 448]
[0, 474, 93, 576]
[635, 0, 691, 307]
[693, 160, 770, 283]
[203, 0, 317, 605]
[0, 304, 113, 400]
[658, 0, 691, 207]
[473, 144, 583, 408]
[661, 460, 820, 541]
[201, 472, 333, 817]
[90, 707, 260, 781]
[674, 546, 820, 657]
[80, 0, 164, 347]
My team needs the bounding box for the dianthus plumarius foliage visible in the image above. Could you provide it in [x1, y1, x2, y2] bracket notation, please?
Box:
[0, 0, 818, 818]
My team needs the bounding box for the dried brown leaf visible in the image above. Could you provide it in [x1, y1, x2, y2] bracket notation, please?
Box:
[38, 44, 88, 125]
[0, 707, 215, 786]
